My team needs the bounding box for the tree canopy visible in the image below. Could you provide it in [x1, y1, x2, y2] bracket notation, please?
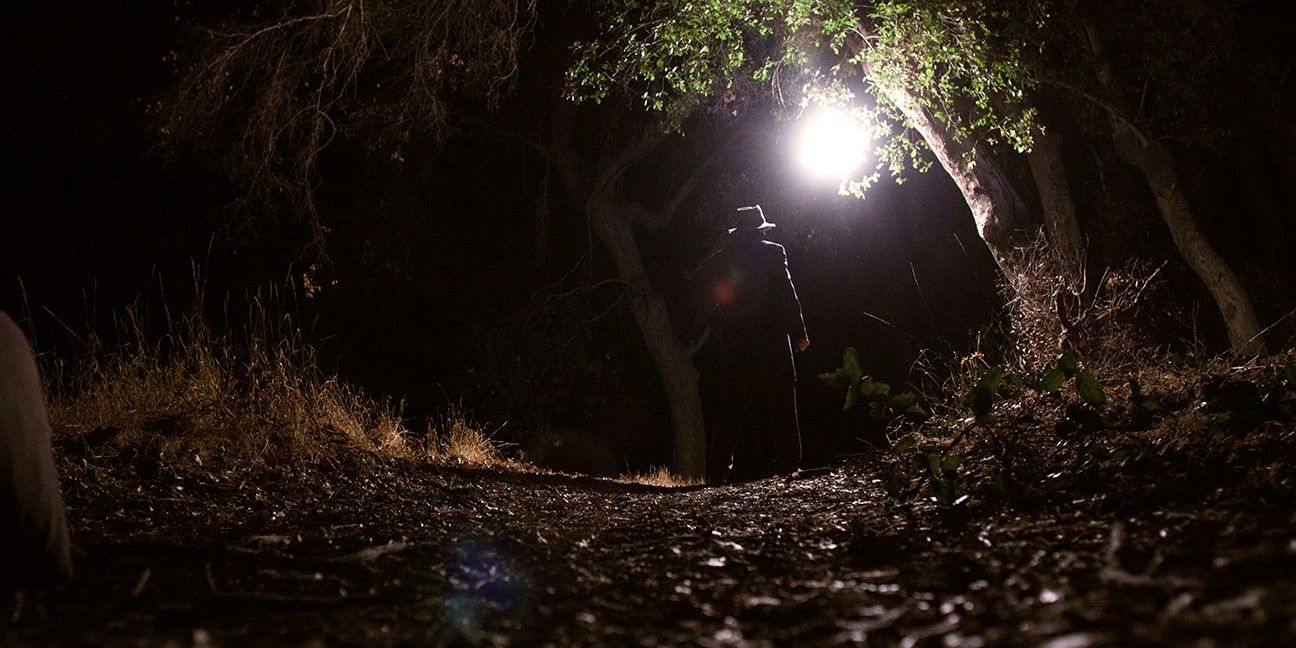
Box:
[567, 0, 1040, 197]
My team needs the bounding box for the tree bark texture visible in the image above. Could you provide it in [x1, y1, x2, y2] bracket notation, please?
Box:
[1028, 129, 1086, 267]
[850, 34, 1040, 282]
[1109, 124, 1263, 352]
[1085, 25, 1262, 353]
[587, 197, 706, 479]
[550, 114, 707, 479]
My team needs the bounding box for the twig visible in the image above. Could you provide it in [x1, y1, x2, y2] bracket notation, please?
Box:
[860, 309, 922, 345]
[130, 568, 152, 598]
[205, 562, 373, 605]
[1244, 305, 1296, 348]
[910, 261, 937, 334]
[542, 278, 634, 304]
[604, 533, 703, 553]
[1099, 523, 1200, 589]
[685, 328, 711, 359]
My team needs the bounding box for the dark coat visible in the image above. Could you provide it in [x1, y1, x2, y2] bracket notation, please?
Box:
[701, 231, 808, 366]
[699, 231, 808, 480]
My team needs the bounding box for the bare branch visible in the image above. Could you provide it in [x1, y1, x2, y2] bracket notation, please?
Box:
[161, 0, 539, 255]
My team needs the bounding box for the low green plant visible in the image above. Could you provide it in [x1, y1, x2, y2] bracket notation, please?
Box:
[1033, 348, 1107, 406]
[880, 433, 964, 503]
[820, 347, 964, 502]
[818, 347, 928, 420]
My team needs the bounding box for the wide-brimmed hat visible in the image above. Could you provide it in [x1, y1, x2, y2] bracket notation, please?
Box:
[728, 205, 776, 234]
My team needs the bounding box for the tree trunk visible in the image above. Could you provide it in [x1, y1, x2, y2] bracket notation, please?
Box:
[587, 197, 706, 479]
[549, 113, 707, 479]
[1028, 129, 1086, 268]
[1085, 25, 1262, 353]
[855, 56, 1039, 280]
[1109, 124, 1263, 352]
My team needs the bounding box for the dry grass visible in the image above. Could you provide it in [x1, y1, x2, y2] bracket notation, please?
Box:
[999, 233, 1176, 375]
[42, 291, 505, 473]
[617, 466, 701, 488]
[422, 405, 509, 466]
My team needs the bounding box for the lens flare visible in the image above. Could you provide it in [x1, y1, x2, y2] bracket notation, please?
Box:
[797, 107, 871, 180]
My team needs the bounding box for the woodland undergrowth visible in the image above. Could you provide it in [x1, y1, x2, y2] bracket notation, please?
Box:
[821, 242, 1296, 512]
[34, 284, 513, 480]
[31, 280, 695, 488]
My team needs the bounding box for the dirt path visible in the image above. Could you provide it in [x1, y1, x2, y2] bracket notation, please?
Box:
[6, 451, 1294, 645]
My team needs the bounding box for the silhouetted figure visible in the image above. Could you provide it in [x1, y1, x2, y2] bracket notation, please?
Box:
[700, 206, 809, 484]
[1, 312, 72, 587]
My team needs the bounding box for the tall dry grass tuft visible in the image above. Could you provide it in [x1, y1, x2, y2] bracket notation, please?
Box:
[41, 283, 504, 473]
[44, 290, 410, 470]
[618, 466, 701, 488]
[423, 405, 505, 465]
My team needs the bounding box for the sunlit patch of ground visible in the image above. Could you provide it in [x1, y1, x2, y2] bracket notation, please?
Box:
[6, 432, 1293, 645]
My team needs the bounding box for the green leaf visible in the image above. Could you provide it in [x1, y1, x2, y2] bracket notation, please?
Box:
[942, 454, 961, 470]
[903, 404, 929, 418]
[889, 392, 918, 410]
[867, 400, 887, 419]
[1057, 348, 1078, 377]
[1284, 363, 1296, 385]
[842, 347, 863, 383]
[892, 434, 916, 454]
[843, 384, 859, 412]
[977, 367, 1004, 393]
[970, 386, 995, 417]
[925, 452, 941, 474]
[1076, 371, 1106, 406]
[1038, 367, 1065, 393]
[883, 470, 909, 498]
[817, 368, 850, 388]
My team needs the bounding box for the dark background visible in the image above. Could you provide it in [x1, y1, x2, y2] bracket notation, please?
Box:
[3, 2, 1290, 471]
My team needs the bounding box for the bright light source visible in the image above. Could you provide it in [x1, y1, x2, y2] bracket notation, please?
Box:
[797, 107, 871, 180]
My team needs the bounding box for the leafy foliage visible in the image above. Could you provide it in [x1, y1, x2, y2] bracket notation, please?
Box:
[819, 347, 961, 502]
[851, 0, 1037, 195]
[1035, 348, 1106, 406]
[566, 0, 855, 116]
[880, 433, 964, 503]
[958, 365, 1009, 424]
[566, 0, 1040, 197]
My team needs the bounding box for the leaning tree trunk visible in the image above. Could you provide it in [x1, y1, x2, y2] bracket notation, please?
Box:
[587, 195, 707, 479]
[1109, 125, 1263, 353]
[1085, 25, 1262, 353]
[854, 54, 1039, 281]
[1028, 129, 1086, 268]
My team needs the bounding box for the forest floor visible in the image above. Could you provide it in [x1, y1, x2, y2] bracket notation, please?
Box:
[7, 427, 1295, 646]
